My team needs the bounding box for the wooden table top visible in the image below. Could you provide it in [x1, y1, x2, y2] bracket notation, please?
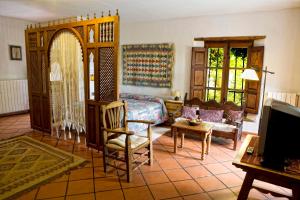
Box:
[171, 120, 213, 132]
[233, 135, 300, 181]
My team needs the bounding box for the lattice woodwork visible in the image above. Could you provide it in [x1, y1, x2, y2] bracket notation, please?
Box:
[99, 22, 114, 42]
[41, 52, 47, 94]
[29, 52, 40, 93]
[74, 26, 84, 39]
[47, 30, 56, 43]
[25, 12, 120, 149]
[99, 47, 115, 101]
[87, 25, 95, 43]
[28, 33, 37, 48]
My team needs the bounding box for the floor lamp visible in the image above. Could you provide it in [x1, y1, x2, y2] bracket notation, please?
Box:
[241, 66, 275, 116]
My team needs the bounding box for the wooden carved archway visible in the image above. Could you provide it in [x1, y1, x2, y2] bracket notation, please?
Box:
[25, 12, 120, 149]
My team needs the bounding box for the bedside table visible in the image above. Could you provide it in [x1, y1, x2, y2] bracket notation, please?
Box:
[165, 100, 183, 125]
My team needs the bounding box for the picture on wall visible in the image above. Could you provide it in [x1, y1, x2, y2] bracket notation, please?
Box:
[9, 45, 22, 60]
[122, 43, 174, 88]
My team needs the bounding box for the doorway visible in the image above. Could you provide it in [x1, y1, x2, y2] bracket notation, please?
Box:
[49, 31, 85, 143]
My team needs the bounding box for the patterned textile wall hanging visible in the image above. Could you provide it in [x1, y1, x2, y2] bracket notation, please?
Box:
[122, 43, 174, 88]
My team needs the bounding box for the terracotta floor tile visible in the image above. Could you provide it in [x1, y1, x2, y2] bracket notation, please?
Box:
[196, 176, 226, 192]
[52, 174, 69, 183]
[157, 158, 181, 170]
[183, 193, 211, 200]
[37, 181, 67, 199]
[120, 172, 146, 188]
[66, 193, 95, 200]
[93, 157, 103, 167]
[176, 157, 200, 167]
[203, 163, 231, 175]
[94, 177, 121, 192]
[173, 179, 203, 196]
[143, 171, 169, 185]
[216, 172, 242, 187]
[94, 166, 117, 178]
[123, 186, 154, 200]
[185, 165, 212, 179]
[67, 179, 94, 195]
[15, 189, 38, 200]
[230, 186, 268, 200]
[164, 168, 192, 182]
[140, 161, 162, 173]
[69, 167, 94, 181]
[222, 161, 242, 172]
[95, 189, 124, 200]
[208, 188, 236, 200]
[149, 182, 180, 199]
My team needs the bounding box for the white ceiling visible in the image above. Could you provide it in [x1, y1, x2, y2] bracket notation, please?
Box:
[0, 0, 300, 23]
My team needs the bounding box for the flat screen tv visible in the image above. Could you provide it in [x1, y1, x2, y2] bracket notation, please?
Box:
[258, 98, 300, 170]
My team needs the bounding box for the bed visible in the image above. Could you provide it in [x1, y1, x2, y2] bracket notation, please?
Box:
[120, 93, 168, 132]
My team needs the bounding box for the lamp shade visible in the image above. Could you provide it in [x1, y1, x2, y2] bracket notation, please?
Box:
[241, 69, 259, 81]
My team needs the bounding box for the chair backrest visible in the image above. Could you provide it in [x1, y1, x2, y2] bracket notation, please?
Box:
[102, 100, 128, 131]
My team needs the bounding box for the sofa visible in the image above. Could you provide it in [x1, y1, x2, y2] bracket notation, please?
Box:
[175, 93, 245, 150]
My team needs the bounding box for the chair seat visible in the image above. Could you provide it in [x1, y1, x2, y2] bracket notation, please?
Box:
[107, 134, 149, 150]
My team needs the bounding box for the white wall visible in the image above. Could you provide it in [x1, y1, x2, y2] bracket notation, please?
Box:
[120, 8, 300, 97]
[0, 16, 30, 80]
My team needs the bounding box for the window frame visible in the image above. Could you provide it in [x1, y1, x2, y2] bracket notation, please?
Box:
[204, 40, 253, 104]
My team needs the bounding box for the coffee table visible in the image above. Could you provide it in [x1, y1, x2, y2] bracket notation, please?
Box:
[171, 120, 213, 160]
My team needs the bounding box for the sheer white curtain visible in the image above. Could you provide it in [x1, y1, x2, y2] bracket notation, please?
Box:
[50, 31, 85, 142]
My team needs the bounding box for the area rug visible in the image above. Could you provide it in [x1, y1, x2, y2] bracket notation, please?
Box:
[0, 136, 87, 200]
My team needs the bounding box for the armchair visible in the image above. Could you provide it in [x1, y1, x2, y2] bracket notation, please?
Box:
[101, 100, 154, 182]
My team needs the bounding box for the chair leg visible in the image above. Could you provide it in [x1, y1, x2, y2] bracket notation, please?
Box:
[233, 131, 238, 150]
[148, 142, 153, 166]
[125, 149, 133, 182]
[103, 147, 108, 173]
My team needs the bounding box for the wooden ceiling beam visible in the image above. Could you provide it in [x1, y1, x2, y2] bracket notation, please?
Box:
[194, 36, 266, 41]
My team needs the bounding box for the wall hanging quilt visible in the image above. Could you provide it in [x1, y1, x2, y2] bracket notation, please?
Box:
[122, 43, 174, 88]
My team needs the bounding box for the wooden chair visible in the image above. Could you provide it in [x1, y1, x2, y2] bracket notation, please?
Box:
[101, 100, 154, 182]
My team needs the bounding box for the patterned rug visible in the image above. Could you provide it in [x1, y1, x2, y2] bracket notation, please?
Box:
[0, 136, 87, 200]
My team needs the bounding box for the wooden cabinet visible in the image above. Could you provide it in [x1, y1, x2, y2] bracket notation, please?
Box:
[165, 100, 183, 125]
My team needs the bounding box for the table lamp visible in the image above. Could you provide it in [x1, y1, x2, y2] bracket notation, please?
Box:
[172, 90, 181, 101]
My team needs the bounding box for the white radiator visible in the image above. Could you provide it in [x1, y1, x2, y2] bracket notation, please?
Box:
[266, 92, 300, 107]
[0, 80, 29, 115]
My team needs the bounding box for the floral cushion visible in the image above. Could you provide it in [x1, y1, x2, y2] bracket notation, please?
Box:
[226, 110, 243, 123]
[199, 109, 224, 123]
[181, 106, 197, 119]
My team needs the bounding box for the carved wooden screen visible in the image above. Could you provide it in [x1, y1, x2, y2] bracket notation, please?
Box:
[25, 12, 120, 149]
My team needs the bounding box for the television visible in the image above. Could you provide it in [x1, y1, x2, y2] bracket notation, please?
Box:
[258, 98, 300, 170]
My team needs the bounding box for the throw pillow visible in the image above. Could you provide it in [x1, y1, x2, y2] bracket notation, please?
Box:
[181, 106, 197, 119]
[199, 109, 224, 123]
[226, 110, 243, 123]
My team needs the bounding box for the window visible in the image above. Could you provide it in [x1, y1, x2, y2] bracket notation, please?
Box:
[205, 42, 251, 106]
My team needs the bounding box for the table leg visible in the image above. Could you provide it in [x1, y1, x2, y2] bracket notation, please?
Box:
[237, 172, 254, 200]
[173, 127, 177, 153]
[181, 133, 185, 148]
[292, 184, 300, 200]
[206, 130, 212, 155]
[201, 134, 208, 160]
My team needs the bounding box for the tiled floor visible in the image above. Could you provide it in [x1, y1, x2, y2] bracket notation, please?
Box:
[0, 114, 292, 200]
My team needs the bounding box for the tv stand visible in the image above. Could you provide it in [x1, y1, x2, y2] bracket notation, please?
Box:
[233, 135, 300, 200]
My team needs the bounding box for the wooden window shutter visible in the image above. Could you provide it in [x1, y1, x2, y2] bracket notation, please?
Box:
[190, 47, 207, 99]
[245, 46, 264, 114]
